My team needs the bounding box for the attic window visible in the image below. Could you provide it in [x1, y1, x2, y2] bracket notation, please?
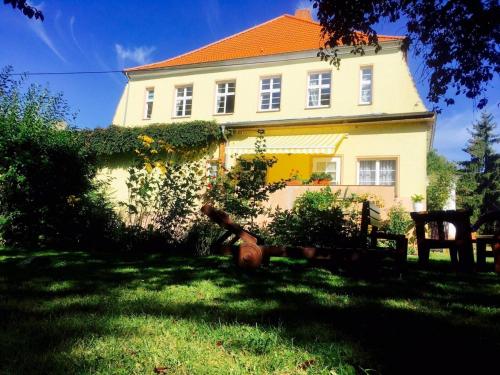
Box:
[215, 81, 235, 114]
[259, 76, 281, 111]
[307, 72, 331, 108]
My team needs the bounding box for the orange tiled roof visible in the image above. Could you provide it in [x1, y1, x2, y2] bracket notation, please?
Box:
[126, 12, 403, 72]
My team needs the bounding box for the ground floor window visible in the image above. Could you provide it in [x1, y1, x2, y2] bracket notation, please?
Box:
[358, 159, 396, 185]
[207, 160, 219, 179]
[312, 157, 341, 184]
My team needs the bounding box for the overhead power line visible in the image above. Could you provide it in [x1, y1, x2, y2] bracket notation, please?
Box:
[7, 70, 125, 76]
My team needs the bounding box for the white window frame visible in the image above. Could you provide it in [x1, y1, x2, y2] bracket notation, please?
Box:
[306, 71, 331, 108]
[359, 66, 373, 105]
[259, 76, 281, 111]
[357, 159, 396, 186]
[215, 81, 236, 114]
[143, 88, 154, 120]
[312, 157, 341, 185]
[173, 85, 193, 117]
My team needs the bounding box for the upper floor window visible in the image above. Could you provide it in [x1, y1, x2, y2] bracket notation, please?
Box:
[358, 159, 396, 186]
[216, 81, 235, 114]
[260, 76, 281, 111]
[359, 67, 373, 105]
[144, 88, 154, 119]
[174, 85, 193, 117]
[307, 71, 331, 108]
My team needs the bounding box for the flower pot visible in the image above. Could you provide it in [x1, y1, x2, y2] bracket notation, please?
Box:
[413, 201, 424, 212]
[286, 180, 302, 186]
[314, 179, 331, 186]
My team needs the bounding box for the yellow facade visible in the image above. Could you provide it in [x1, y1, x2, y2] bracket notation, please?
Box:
[108, 43, 434, 212]
[113, 49, 426, 126]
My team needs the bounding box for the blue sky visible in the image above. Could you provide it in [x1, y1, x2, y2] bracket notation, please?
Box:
[1, 0, 498, 161]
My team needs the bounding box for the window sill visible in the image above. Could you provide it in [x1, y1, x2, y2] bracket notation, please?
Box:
[172, 115, 191, 119]
[358, 102, 372, 106]
[257, 109, 280, 113]
[142, 118, 152, 121]
[305, 105, 331, 110]
[213, 113, 234, 116]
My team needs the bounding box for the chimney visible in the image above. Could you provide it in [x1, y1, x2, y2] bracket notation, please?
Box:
[294, 8, 313, 21]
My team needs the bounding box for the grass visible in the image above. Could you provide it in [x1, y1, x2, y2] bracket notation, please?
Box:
[0, 248, 498, 375]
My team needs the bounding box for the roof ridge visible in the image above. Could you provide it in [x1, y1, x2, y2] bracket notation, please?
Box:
[282, 13, 321, 26]
[127, 14, 290, 71]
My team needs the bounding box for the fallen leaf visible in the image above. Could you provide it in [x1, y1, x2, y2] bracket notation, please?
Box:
[298, 359, 316, 370]
[154, 366, 169, 374]
[125, 348, 138, 356]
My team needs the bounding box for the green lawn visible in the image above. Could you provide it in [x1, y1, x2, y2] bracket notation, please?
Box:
[0, 248, 498, 375]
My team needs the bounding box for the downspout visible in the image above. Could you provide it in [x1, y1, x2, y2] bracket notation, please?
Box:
[122, 72, 130, 126]
[219, 124, 228, 169]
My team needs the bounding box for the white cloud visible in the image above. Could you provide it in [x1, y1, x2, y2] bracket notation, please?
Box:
[69, 16, 85, 55]
[203, 0, 220, 37]
[28, 17, 67, 63]
[115, 44, 156, 66]
[434, 104, 500, 161]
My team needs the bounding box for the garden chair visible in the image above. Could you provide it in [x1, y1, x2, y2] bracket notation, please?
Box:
[472, 210, 500, 273]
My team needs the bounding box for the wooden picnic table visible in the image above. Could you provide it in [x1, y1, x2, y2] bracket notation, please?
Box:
[411, 209, 500, 273]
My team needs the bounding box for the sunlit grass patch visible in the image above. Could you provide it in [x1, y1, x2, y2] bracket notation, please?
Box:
[0, 248, 499, 374]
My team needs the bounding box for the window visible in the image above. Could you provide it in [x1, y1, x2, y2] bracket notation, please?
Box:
[307, 72, 331, 107]
[215, 81, 235, 114]
[312, 157, 341, 184]
[260, 76, 281, 111]
[358, 159, 396, 185]
[144, 88, 154, 119]
[359, 67, 373, 104]
[207, 160, 219, 179]
[174, 85, 193, 117]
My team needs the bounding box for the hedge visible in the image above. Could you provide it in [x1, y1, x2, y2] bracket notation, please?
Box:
[78, 121, 225, 159]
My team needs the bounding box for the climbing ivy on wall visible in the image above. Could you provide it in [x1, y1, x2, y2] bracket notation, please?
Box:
[78, 121, 225, 160]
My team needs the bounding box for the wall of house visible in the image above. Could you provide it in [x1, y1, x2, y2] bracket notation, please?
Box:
[112, 50, 426, 126]
[226, 120, 430, 211]
[100, 119, 430, 212]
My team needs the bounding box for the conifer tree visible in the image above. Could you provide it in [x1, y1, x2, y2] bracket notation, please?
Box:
[457, 112, 500, 223]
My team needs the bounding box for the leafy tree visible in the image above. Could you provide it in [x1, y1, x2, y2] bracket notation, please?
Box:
[3, 0, 43, 20]
[311, 0, 499, 110]
[456, 112, 500, 223]
[0, 65, 119, 248]
[205, 131, 286, 227]
[427, 149, 457, 210]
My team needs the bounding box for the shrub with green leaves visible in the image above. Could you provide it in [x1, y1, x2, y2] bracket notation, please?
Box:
[268, 187, 359, 248]
[0, 66, 121, 249]
[205, 132, 286, 227]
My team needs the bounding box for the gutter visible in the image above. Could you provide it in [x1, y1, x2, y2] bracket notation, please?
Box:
[428, 112, 437, 151]
[122, 71, 130, 126]
[221, 111, 436, 129]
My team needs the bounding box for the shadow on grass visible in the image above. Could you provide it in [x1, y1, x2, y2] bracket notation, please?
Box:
[0, 248, 498, 374]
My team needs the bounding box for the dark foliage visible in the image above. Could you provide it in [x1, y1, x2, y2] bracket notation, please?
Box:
[78, 121, 224, 161]
[3, 0, 43, 20]
[0, 66, 124, 250]
[457, 112, 500, 224]
[311, 0, 499, 110]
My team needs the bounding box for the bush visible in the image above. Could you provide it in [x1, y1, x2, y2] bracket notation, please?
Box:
[0, 65, 122, 250]
[205, 131, 286, 227]
[267, 188, 359, 248]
